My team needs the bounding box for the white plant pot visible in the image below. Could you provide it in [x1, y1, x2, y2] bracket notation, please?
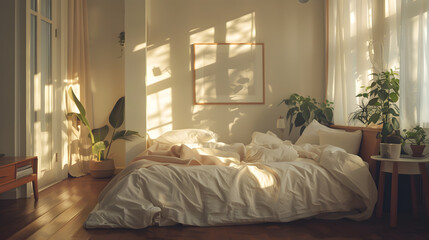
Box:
[380, 143, 401, 159]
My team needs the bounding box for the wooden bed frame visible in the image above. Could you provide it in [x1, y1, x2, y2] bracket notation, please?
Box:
[330, 125, 381, 180]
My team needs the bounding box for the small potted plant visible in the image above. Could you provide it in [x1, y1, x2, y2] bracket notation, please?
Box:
[67, 88, 140, 178]
[403, 125, 427, 157]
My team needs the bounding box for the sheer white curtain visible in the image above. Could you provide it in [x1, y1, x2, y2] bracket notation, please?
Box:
[66, 0, 93, 177]
[327, 0, 375, 125]
[399, 0, 429, 129]
[327, 0, 429, 129]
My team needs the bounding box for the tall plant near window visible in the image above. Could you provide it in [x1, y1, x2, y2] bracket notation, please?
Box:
[351, 69, 400, 143]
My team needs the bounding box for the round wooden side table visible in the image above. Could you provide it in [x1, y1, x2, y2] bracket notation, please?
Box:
[371, 155, 429, 227]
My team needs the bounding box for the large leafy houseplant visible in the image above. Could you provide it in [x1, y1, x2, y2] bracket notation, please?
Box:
[352, 69, 400, 143]
[280, 93, 334, 135]
[67, 88, 139, 161]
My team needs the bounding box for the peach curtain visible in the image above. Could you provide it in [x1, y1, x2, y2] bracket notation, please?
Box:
[66, 0, 93, 177]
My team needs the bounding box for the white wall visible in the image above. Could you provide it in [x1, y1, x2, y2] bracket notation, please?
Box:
[87, 0, 326, 166]
[146, 0, 326, 143]
[124, 0, 147, 165]
[87, 0, 126, 167]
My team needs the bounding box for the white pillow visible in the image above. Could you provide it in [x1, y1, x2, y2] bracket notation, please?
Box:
[250, 131, 283, 146]
[295, 120, 343, 145]
[245, 144, 299, 163]
[154, 129, 218, 145]
[319, 130, 362, 155]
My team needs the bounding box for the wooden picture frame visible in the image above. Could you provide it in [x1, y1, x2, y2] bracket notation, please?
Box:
[192, 43, 265, 105]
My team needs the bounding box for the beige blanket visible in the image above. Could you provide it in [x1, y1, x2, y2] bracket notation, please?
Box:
[98, 144, 244, 201]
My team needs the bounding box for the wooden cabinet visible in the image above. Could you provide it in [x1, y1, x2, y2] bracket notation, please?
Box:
[0, 156, 38, 200]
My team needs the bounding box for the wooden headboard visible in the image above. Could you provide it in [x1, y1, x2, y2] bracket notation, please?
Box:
[330, 125, 381, 180]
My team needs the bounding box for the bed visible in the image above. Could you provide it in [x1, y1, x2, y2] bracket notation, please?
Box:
[84, 120, 379, 229]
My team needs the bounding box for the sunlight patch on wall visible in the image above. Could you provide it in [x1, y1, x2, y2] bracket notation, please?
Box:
[195, 74, 217, 101]
[267, 84, 273, 94]
[227, 68, 254, 100]
[191, 104, 212, 127]
[385, 0, 391, 18]
[369, 8, 373, 28]
[44, 84, 53, 114]
[350, 10, 356, 37]
[228, 114, 243, 137]
[147, 88, 172, 138]
[133, 42, 147, 53]
[226, 13, 256, 42]
[147, 43, 171, 86]
[34, 73, 41, 112]
[189, 27, 215, 43]
[194, 44, 217, 69]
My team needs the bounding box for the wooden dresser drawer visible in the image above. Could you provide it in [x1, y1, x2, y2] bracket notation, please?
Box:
[0, 165, 15, 184]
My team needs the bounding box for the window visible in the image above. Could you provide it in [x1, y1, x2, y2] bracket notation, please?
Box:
[27, 0, 64, 189]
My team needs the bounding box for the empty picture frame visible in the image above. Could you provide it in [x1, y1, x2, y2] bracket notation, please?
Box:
[192, 43, 265, 105]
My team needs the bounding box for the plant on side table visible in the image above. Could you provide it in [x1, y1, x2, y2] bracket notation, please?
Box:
[280, 93, 334, 135]
[67, 88, 140, 178]
[350, 69, 401, 158]
[403, 125, 427, 157]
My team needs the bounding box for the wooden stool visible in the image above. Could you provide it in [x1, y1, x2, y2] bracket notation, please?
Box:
[371, 155, 429, 227]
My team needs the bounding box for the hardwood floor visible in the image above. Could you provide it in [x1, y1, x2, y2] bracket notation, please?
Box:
[1, 175, 429, 240]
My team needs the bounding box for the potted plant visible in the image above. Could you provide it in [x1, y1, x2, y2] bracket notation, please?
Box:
[67, 88, 140, 178]
[280, 93, 334, 135]
[352, 69, 401, 158]
[403, 125, 427, 157]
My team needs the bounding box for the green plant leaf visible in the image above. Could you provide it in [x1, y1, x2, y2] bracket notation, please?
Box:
[302, 109, 310, 121]
[286, 107, 297, 120]
[68, 88, 86, 117]
[382, 123, 393, 137]
[67, 88, 95, 144]
[325, 108, 334, 123]
[112, 130, 140, 141]
[295, 112, 306, 127]
[92, 141, 106, 158]
[300, 125, 306, 135]
[109, 97, 125, 129]
[369, 112, 380, 124]
[368, 98, 379, 106]
[389, 92, 399, 102]
[388, 108, 399, 116]
[378, 91, 388, 101]
[92, 125, 109, 143]
[67, 88, 90, 127]
[392, 117, 400, 130]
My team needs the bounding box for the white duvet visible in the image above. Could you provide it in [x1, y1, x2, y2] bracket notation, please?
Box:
[85, 138, 377, 229]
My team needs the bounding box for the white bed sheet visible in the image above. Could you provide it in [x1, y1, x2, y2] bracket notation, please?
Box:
[85, 144, 377, 229]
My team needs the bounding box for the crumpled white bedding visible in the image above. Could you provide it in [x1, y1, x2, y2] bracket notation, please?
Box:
[84, 133, 377, 229]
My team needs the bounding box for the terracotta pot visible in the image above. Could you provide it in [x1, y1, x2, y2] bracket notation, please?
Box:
[380, 143, 401, 159]
[410, 145, 425, 157]
[89, 159, 115, 178]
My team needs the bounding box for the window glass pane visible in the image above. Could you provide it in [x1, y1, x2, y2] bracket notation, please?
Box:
[41, 20, 52, 171]
[41, 0, 51, 20]
[31, 0, 37, 11]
